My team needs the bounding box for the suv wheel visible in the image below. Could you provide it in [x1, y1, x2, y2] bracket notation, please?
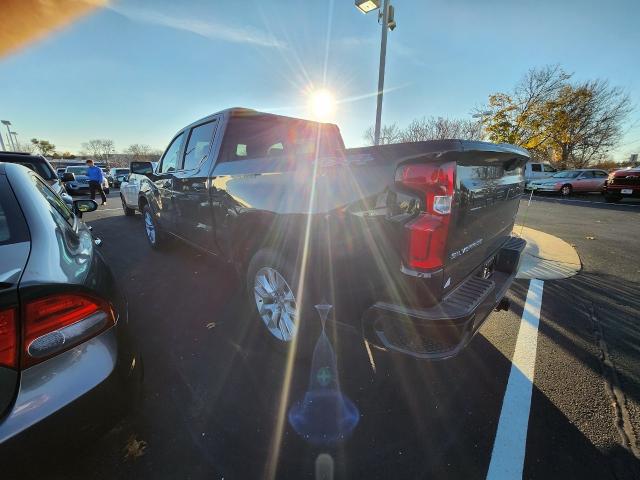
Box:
[121, 196, 135, 216]
[142, 205, 162, 248]
[560, 184, 572, 196]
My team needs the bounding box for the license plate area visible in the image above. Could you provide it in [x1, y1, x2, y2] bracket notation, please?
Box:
[621, 189, 633, 194]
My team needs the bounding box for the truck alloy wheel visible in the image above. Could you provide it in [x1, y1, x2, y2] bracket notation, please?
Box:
[253, 267, 298, 342]
[143, 207, 157, 246]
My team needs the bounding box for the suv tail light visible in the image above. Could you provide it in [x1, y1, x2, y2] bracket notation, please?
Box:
[23, 294, 115, 367]
[395, 161, 455, 270]
[0, 307, 18, 368]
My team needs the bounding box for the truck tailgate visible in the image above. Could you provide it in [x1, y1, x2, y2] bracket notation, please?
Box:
[444, 147, 526, 292]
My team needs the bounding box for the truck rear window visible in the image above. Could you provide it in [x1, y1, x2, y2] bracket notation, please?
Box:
[220, 115, 344, 163]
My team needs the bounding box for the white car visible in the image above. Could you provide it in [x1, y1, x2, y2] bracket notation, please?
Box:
[63, 165, 110, 195]
[119, 162, 157, 216]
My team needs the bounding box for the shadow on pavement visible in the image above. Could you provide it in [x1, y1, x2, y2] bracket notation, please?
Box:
[10, 213, 636, 479]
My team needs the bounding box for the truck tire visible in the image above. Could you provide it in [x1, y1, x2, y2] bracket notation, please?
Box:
[142, 204, 163, 249]
[121, 195, 135, 216]
[246, 248, 320, 356]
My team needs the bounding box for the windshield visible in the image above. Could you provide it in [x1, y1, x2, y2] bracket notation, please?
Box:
[552, 170, 581, 178]
[66, 166, 88, 175]
[115, 169, 129, 175]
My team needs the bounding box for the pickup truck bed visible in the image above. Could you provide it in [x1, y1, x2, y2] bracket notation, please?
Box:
[134, 108, 528, 359]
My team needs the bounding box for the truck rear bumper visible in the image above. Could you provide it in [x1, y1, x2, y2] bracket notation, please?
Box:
[362, 236, 526, 359]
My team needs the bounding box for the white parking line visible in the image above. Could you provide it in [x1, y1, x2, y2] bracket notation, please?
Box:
[487, 279, 544, 480]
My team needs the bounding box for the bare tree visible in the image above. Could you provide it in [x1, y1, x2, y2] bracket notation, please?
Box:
[400, 117, 484, 142]
[124, 143, 152, 160]
[16, 141, 36, 154]
[363, 117, 483, 146]
[363, 123, 403, 145]
[81, 139, 115, 167]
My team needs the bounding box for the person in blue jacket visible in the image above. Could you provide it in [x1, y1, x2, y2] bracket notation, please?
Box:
[86, 159, 107, 205]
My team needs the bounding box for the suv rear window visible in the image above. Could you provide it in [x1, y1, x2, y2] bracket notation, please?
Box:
[0, 176, 30, 245]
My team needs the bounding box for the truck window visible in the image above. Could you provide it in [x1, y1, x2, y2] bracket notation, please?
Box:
[159, 133, 185, 174]
[530, 164, 542, 172]
[594, 171, 608, 177]
[183, 121, 216, 171]
[219, 115, 344, 163]
[543, 164, 556, 172]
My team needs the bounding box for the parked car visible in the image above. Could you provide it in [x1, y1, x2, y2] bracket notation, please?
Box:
[0, 162, 141, 459]
[0, 152, 72, 207]
[63, 165, 110, 195]
[120, 162, 157, 216]
[131, 108, 527, 360]
[524, 161, 556, 183]
[108, 167, 130, 188]
[603, 167, 640, 203]
[527, 169, 608, 196]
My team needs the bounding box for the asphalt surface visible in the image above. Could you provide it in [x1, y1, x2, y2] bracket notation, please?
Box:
[13, 191, 640, 479]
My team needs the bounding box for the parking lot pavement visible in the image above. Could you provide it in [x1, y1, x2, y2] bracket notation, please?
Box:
[12, 191, 640, 479]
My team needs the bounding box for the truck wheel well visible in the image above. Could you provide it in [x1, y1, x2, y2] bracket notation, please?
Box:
[138, 196, 148, 212]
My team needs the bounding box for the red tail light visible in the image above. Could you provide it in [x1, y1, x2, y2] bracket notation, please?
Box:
[395, 162, 455, 270]
[23, 294, 115, 367]
[0, 307, 18, 368]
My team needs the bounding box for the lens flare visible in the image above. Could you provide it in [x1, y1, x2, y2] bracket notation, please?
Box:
[309, 89, 336, 121]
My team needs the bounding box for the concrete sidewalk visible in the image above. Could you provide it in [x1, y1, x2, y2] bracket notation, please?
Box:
[513, 225, 581, 280]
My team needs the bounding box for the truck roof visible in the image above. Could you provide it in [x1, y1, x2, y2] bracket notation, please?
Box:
[186, 107, 340, 131]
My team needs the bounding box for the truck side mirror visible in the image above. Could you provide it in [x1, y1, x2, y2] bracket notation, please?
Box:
[130, 161, 154, 176]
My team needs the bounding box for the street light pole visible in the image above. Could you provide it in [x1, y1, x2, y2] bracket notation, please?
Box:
[1, 120, 15, 150]
[373, 0, 390, 146]
[10, 131, 18, 151]
[0, 131, 5, 151]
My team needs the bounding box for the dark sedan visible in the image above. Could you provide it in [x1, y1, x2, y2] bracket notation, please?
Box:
[0, 162, 141, 463]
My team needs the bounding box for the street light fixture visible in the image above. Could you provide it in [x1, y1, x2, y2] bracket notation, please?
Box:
[1, 120, 15, 150]
[355, 0, 380, 14]
[355, 0, 396, 146]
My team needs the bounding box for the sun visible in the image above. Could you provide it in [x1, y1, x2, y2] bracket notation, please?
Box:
[309, 89, 336, 121]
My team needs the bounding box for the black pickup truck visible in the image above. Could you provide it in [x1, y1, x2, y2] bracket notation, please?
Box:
[131, 108, 527, 359]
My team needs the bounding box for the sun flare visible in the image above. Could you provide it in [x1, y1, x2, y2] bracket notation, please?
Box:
[309, 89, 336, 121]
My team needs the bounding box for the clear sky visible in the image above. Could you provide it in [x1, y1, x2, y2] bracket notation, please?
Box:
[1, 0, 639, 160]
